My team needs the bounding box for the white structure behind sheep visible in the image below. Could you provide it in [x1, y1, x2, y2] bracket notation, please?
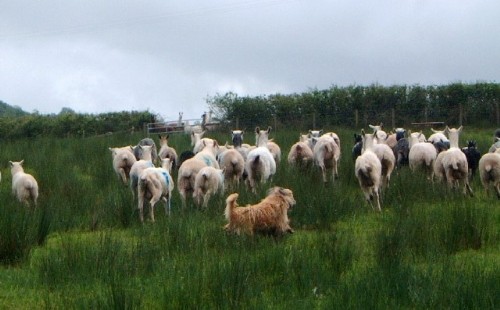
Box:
[478, 149, 500, 198]
[194, 166, 225, 208]
[9, 160, 39, 207]
[355, 131, 382, 211]
[245, 127, 276, 192]
[137, 158, 175, 222]
[109, 146, 136, 185]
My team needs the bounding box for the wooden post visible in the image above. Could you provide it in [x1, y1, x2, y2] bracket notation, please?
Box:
[391, 108, 395, 129]
[496, 101, 499, 126]
[355, 109, 359, 128]
[459, 103, 463, 126]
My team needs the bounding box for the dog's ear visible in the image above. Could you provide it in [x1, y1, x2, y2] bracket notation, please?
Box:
[278, 187, 292, 196]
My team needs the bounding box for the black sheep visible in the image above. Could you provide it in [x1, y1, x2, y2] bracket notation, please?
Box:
[461, 140, 481, 181]
[352, 133, 363, 160]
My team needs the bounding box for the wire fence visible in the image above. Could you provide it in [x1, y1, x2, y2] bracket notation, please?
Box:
[222, 104, 500, 133]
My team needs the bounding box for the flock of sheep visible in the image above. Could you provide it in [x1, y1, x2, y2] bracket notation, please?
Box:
[5, 124, 500, 225]
[353, 125, 500, 210]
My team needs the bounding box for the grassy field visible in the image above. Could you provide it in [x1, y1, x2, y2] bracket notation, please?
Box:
[0, 126, 499, 309]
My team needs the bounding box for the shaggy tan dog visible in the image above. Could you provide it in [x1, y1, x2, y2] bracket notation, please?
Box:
[224, 187, 295, 236]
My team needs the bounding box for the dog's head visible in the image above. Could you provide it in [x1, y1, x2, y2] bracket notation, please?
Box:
[267, 187, 296, 209]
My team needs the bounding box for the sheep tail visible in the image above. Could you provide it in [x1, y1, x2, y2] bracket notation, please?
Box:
[251, 155, 261, 167]
[225, 193, 239, 220]
[484, 163, 493, 173]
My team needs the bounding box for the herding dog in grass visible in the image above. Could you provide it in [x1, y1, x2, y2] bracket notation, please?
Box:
[224, 187, 295, 236]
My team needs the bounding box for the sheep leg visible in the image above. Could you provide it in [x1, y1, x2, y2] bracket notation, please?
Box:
[464, 181, 474, 197]
[162, 196, 171, 216]
[373, 190, 382, 212]
[203, 190, 212, 208]
[118, 168, 128, 184]
[137, 190, 145, 223]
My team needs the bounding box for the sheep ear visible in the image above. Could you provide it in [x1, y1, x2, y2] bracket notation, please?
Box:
[379, 122, 384, 129]
[369, 124, 375, 129]
[9, 161, 14, 167]
[319, 129, 324, 135]
[255, 127, 260, 134]
[20, 160, 24, 165]
[458, 126, 463, 132]
[267, 126, 272, 133]
[361, 129, 366, 136]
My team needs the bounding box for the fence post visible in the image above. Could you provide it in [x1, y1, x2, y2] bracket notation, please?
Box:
[496, 101, 499, 126]
[459, 103, 463, 126]
[391, 108, 395, 129]
[355, 109, 359, 128]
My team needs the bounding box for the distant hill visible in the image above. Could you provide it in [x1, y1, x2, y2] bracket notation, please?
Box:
[0, 100, 29, 117]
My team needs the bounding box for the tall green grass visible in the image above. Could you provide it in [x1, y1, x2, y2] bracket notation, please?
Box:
[0, 127, 498, 308]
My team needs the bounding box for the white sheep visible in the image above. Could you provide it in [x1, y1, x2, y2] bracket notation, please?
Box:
[218, 148, 245, 189]
[355, 133, 382, 211]
[158, 134, 178, 168]
[231, 130, 252, 161]
[478, 149, 500, 198]
[109, 146, 136, 185]
[190, 130, 205, 148]
[408, 131, 437, 179]
[177, 157, 207, 207]
[193, 139, 220, 168]
[137, 158, 175, 222]
[245, 126, 276, 192]
[9, 160, 39, 207]
[362, 131, 395, 189]
[428, 128, 450, 153]
[255, 127, 281, 164]
[313, 135, 340, 184]
[369, 123, 388, 142]
[287, 141, 314, 169]
[489, 137, 500, 153]
[321, 131, 341, 154]
[193, 166, 225, 208]
[129, 145, 155, 198]
[439, 126, 473, 196]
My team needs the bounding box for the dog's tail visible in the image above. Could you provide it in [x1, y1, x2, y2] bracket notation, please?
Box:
[225, 193, 239, 220]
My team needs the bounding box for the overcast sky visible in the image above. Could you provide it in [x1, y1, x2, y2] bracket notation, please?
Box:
[1, 0, 499, 120]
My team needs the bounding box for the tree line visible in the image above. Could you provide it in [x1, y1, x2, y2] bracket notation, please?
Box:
[208, 82, 500, 131]
[0, 110, 156, 140]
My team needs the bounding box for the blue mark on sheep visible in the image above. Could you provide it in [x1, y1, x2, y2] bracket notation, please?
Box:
[202, 155, 212, 166]
[161, 171, 170, 186]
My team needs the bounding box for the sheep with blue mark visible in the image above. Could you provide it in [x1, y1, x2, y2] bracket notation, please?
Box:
[138, 157, 175, 222]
